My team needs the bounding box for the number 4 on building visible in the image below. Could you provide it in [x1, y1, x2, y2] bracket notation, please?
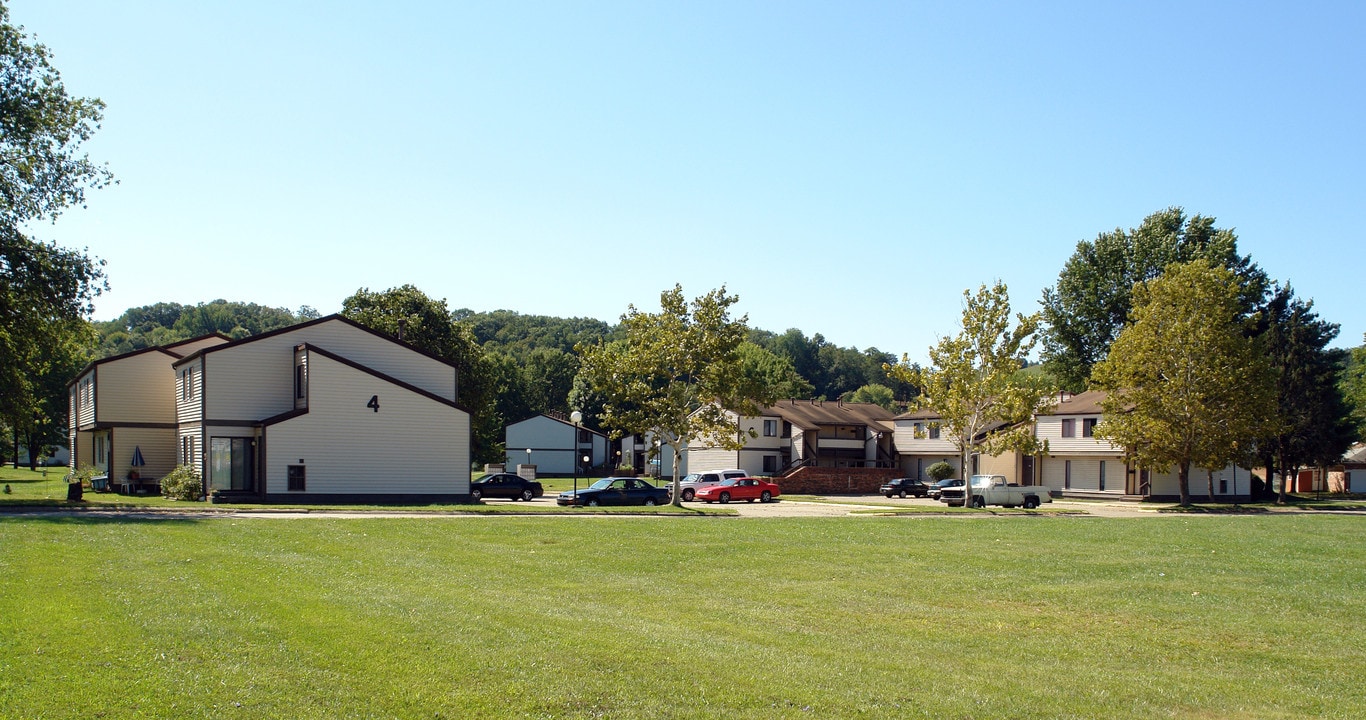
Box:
[367, 395, 380, 413]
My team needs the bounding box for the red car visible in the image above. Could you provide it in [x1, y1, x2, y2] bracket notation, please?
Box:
[694, 476, 780, 504]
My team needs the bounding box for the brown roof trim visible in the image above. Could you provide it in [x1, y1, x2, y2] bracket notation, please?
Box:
[66, 346, 179, 390]
[301, 343, 472, 414]
[171, 315, 459, 371]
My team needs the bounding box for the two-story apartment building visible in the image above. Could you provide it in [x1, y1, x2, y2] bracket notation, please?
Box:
[1036, 389, 1252, 500]
[170, 315, 472, 502]
[891, 408, 963, 481]
[685, 400, 897, 477]
[68, 334, 230, 487]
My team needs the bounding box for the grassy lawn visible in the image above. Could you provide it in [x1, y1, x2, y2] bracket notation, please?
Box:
[2, 513, 1364, 718]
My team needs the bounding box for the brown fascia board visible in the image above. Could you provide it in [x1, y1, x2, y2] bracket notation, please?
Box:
[171, 314, 458, 371]
[1038, 389, 1110, 416]
[160, 331, 233, 357]
[66, 345, 181, 390]
[300, 343, 473, 415]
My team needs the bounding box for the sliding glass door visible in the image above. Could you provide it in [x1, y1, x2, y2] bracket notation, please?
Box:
[209, 437, 255, 492]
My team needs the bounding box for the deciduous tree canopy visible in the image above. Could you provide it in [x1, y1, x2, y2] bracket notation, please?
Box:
[1040, 207, 1267, 391]
[887, 281, 1055, 491]
[1091, 260, 1275, 506]
[578, 285, 781, 505]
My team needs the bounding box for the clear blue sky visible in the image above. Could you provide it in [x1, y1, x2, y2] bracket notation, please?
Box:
[14, 1, 1364, 363]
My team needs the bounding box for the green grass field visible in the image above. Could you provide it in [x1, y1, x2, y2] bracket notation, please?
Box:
[3, 509, 1364, 718]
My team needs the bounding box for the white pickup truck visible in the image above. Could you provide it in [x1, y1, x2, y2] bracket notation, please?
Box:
[939, 474, 1054, 509]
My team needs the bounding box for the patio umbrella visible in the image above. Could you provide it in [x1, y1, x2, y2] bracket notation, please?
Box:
[131, 446, 145, 467]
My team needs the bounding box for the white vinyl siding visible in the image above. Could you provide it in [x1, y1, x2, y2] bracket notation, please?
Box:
[1035, 415, 1122, 454]
[111, 427, 177, 483]
[176, 359, 204, 425]
[892, 418, 959, 455]
[687, 447, 743, 474]
[95, 351, 178, 425]
[504, 415, 607, 474]
[203, 320, 457, 422]
[1146, 463, 1249, 498]
[264, 352, 469, 495]
[74, 372, 96, 428]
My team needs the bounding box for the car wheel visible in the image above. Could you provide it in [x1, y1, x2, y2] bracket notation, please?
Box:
[760, 490, 772, 503]
[471, 488, 482, 502]
[971, 496, 986, 509]
[883, 493, 892, 498]
[719, 491, 730, 504]
[644, 498, 657, 506]
[1024, 496, 1039, 509]
[682, 489, 695, 501]
[899, 490, 907, 498]
[521, 489, 534, 502]
[587, 499, 599, 507]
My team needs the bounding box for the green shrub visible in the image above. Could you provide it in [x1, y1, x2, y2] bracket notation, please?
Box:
[926, 461, 956, 481]
[65, 464, 102, 487]
[160, 465, 203, 501]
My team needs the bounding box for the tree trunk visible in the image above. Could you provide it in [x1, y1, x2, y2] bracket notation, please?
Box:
[1276, 450, 1289, 505]
[1206, 468, 1215, 504]
[1260, 453, 1277, 501]
[11, 425, 17, 470]
[1178, 460, 1190, 506]
[670, 447, 684, 508]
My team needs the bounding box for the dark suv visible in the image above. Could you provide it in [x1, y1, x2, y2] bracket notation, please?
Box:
[880, 477, 929, 498]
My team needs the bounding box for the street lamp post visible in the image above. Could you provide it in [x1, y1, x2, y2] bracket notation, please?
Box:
[524, 448, 531, 475]
[570, 411, 583, 503]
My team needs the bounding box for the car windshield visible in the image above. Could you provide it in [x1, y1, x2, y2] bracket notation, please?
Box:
[587, 479, 614, 490]
[937, 479, 959, 487]
[716, 478, 738, 486]
[680, 474, 701, 483]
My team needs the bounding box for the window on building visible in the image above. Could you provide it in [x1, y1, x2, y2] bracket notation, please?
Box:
[781, 421, 791, 438]
[1061, 419, 1075, 437]
[294, 364, 305, 399]
[928, 424, 940, 439]
[1219, 478, 1227, 494]
[762, 456, 777, 473]
[287, 465, 306, 492]
[1099, 460, 1106, 491]
[1064, 460, 1072, 489]
[578, 428, 591, 443]
[763, 420, 777, 437]
[971, 454, 979, 475]
[1082, 418, 1097, 438]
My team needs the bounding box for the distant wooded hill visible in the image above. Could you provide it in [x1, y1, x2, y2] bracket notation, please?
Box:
[93, 300, 919, 404]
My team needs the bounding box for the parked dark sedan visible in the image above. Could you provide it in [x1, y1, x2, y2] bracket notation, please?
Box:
[880, 477, 929, 498]
[556, 477, 670, 507]
[471, 473, 544, 502]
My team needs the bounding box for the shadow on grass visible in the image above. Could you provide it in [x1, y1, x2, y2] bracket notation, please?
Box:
[0, 509, 212, 524]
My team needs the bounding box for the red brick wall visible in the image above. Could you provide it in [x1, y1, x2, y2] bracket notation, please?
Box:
[778, 467, 902, 494]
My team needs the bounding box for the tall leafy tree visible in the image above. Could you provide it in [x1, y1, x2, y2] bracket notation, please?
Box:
[1342, 335, 1366, 441]
[1040, 207, 1267, 391]
[341, 285, 498, 464]
[843, 383, 896, 410]
[521, 347, 578, 416]
[886, 281, 1055, 493]
[737, 341, 813, 400]
[577, 285, 781, 506]
[1091, 261, 1275, 506]
[1256, 285, 1359, 503]
[0, 2, 112, 457]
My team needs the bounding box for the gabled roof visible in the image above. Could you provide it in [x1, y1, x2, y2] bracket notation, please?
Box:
[1036, 389, 1107, 416]
[508, 413, 608, 438]
[895, 407, 941, 421]
[759, 399, 897, 432]
[65, 332, 231, 389]
[170, 314, 457, 370]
